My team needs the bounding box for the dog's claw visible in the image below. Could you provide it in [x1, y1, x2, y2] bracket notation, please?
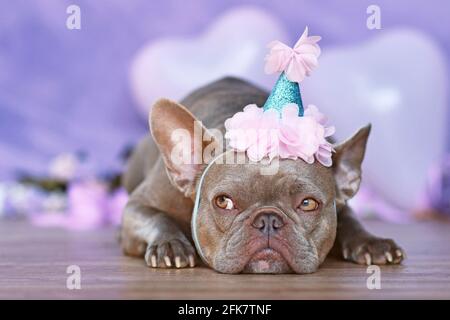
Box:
[342, 248, 349, 260]
[188, 255, 195, 267]
[385, 252, 393, 263]
[364, 253, 372, 266]
[164, 256, 172, 267]
[175, 256, 181, 268]
[151, 255, 157, 267]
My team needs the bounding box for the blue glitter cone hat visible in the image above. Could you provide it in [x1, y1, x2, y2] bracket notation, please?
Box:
[263, 72, 304, 116]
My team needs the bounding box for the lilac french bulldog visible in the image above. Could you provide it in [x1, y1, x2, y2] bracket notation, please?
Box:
[119, 77, 405, 273]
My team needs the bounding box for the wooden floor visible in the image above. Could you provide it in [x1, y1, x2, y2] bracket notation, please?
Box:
[1, 220, 450, 299]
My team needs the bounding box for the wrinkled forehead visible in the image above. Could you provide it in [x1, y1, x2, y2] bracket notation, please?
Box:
[203, 157, 335, 200]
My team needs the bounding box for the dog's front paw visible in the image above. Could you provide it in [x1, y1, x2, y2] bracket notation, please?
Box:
[145, 238, 196, 269]
[342, 236, 405, 266]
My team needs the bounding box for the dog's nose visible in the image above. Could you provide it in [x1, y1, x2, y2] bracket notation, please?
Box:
[252, 212, 285, 235]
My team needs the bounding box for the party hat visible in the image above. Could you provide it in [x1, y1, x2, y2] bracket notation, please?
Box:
[224, 27, 335, 166]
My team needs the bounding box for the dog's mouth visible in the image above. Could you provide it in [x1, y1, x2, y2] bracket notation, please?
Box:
[242, 247, 292, 274]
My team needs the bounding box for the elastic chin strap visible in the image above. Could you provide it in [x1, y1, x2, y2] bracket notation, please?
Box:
[191, 152, 226, 266]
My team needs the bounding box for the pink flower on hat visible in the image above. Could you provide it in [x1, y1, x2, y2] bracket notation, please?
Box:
[224, 104, 335, 166]
[225, 104, 278, 161]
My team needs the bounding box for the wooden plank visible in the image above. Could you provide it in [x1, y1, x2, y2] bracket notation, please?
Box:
[0, 220, 449, 299]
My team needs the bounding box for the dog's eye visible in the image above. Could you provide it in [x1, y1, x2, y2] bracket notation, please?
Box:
[299, 198, 319, 212]
[214, 195, 234, 210]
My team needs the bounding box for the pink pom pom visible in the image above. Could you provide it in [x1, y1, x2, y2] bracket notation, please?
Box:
[224, 104, 334, 166]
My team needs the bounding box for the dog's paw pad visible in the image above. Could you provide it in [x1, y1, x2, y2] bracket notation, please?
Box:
[342, 237, 405, 266]
[144, 239, 196, 269]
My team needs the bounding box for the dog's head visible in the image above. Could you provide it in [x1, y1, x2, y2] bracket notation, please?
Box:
[151, 99, 370, 274]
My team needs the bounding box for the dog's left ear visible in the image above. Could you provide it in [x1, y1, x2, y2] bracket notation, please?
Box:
[332, 124, 371, 207]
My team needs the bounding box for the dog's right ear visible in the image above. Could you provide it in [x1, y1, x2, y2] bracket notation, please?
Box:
[150, 99, 217, 198]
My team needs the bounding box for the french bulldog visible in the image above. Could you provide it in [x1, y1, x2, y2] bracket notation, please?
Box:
[120, 77, 405, 274]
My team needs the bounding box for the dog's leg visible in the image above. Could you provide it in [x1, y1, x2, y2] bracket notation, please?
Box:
[335, 205, 405, 265]
[121, 197, 196, 269]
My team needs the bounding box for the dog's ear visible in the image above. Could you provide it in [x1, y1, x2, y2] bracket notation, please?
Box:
[332, 124, 371, 207]
[150, 99, 218, 198]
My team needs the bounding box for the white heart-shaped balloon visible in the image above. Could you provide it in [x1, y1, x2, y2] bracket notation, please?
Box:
[130, 7, 288, 117]
[303, 29, 448, 212]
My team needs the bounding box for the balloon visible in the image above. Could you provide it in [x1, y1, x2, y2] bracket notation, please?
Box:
[303, 29, 448, 212]
[129, 6, 288, 118]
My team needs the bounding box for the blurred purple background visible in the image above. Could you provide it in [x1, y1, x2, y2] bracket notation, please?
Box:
[1, 0, 449, 180]
[1, 0, 449, 225]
